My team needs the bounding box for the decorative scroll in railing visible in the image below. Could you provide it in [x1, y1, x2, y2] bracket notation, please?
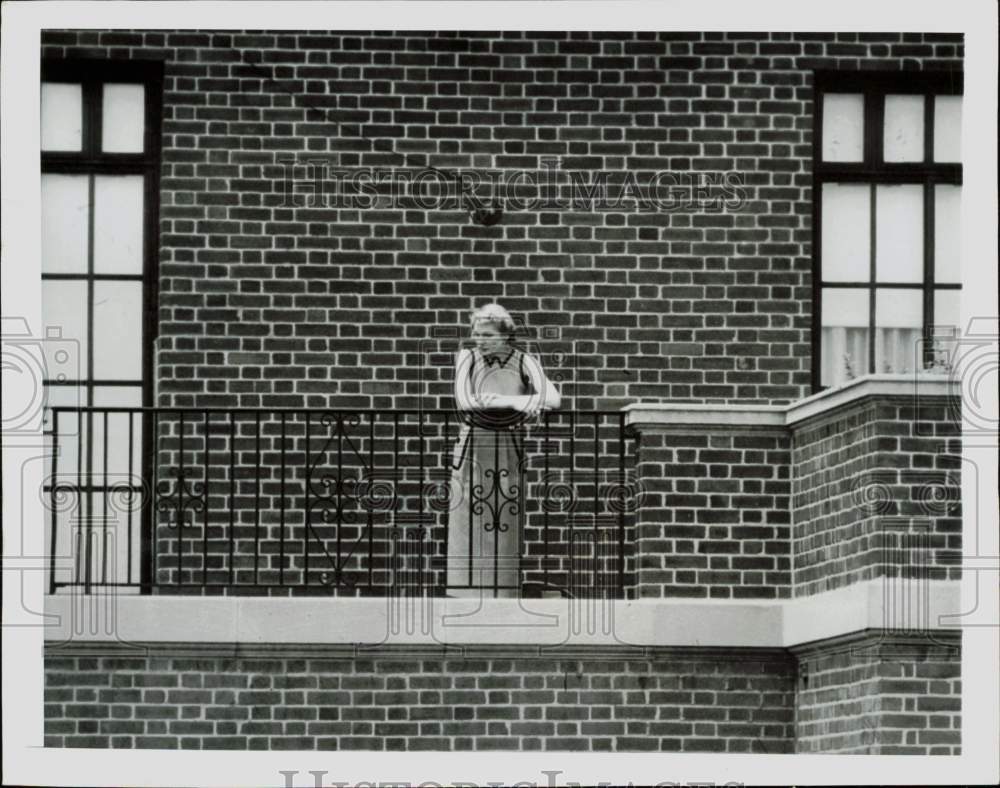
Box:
[45, 408, 638, 598]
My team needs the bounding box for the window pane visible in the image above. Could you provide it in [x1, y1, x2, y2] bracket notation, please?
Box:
[93, 281, 143, 380]
[822, 93, 864, 162]
[90, 388, 143, 483]
[41, 174, 89, 274]
[42, 386, 87, 484]
[41, 83, 83, 152]
[88, 408, 140, 481]
[883, 95, 925, 162]
[930, 289, 962, 373]
[101, 84, 145, 153]
[934, 95, 962, 162]
[875, 184, 923, 283]
[821, 288, 869, 386]
[875, 289, 922, 374]
[934, 289, 961, 332]
[49, 491, 84, 589]
[41, 280, 88, 380]
[42, 384, 87, 435]
[92, 385, 143, 407]
[95, 176, 144, 274]
[934, 184, 961, 284]
[821, 183, 870, 282]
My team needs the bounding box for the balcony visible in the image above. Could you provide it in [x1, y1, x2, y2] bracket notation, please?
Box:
[45, 407, 637, 598]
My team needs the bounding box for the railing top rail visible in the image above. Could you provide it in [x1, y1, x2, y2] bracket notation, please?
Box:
[50, 406, 627, 416]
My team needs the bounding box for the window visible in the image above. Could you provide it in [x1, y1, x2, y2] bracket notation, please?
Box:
[41, 60, 162, 589]
[813, 71, 962, 389]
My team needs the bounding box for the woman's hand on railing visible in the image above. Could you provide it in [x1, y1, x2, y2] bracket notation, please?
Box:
[477, 393, 549, 418]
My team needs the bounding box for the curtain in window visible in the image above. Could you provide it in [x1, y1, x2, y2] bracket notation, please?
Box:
[821, 326, 869, 387]
[876, 327, 923, 374]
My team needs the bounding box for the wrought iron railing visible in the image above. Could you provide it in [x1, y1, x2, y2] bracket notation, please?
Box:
[45, 408, 638, 598]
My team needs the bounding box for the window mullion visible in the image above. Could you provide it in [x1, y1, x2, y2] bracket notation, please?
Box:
[865, 91, 884, 169]
[868, 183, 877, 375]
[83, 81, 100, 159]
[86, 173, 95, 403]
[924, 93, 934, 165]
[923, 180, 936, 368]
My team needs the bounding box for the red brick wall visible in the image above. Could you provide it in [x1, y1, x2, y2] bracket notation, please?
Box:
[40, 30, 965, 409]
[44, 645, 795, 752]
[634, 427, 791, 598]
[794, 632, 961, 754]
[791, 395, 962, 597]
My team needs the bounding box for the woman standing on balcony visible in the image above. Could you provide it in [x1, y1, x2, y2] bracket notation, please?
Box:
[448, 303, 561, 598]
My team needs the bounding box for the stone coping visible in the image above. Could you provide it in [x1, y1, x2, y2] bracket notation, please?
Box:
[623, 373, 959, 430]
[43, 578, 959, 650]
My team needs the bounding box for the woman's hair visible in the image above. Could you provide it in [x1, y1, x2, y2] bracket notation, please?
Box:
[470, 302, 517, 338]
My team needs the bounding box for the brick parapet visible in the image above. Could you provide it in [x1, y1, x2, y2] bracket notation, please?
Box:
[626, 377, 961, 599]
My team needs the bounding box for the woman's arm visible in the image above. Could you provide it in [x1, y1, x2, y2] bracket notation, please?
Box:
[523, 351, 561, 410]
[453, 348, 478, 411]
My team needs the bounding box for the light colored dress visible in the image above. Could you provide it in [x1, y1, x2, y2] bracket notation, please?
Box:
[448, 346, 533, 597]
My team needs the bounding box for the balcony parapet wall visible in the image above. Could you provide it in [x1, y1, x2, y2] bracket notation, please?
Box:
[624, 374, 962, 600]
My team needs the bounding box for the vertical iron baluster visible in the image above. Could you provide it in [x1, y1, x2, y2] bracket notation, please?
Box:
[517, 421, 525, 599]
[77, 410, 83, 588]
[279, 412, 286, 587]
[593, 412, 599, 596]
[228, 412, 235, 588]
[84, 409, 94, 592]
[419, 410, 425, 585]
[368, 412, 375, 590]
[543, 410, 550, 592]
[177, 411, 185, 586]
[254, 411, 261, 586]
[148, 410, 158, 591]
[462, 424, 476, 588]
[202, 409, 209, 587]
[101, 410, 109, 586]
[419, 521, 426, 596]
[75, 531, 83, 589]
[335, 413, 343, 587]
[387, 411, 403, 593]
[49, 410, 60, 594]
[304, 412, 311, 588]
[443, 411, 450, 595]
[127, 411, 134, 585]
[618, 412, 626, 598]
[392, 412, 399, 531]
[493, 432, 500, 596]
[467, 423, 474, 591]
[569, 410, 575, 593]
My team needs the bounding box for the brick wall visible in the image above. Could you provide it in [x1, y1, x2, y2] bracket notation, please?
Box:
[40, 30, 964, 409]
[791, 395, 962, 596]
[634, 426, 791, 598]
[794, 632, 961, 754]
[44, 645, 795, 752]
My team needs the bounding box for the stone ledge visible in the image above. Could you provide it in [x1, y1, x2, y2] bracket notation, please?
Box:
[43, 579, 960, 649]
[623, 373, 960, 431]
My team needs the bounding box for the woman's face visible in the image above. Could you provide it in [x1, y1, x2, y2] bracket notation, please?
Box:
[471, 319, 508, 355]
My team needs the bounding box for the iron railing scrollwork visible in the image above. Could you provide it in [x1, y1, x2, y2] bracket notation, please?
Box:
[45, 407, 637, 598]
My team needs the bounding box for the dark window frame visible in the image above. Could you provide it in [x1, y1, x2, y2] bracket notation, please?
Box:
[41, 58, 163, 591]
[811, 69, 963, 392]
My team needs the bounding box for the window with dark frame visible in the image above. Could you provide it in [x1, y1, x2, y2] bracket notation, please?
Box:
[40, 59, 162, 591]
[812, 70, 963, 390]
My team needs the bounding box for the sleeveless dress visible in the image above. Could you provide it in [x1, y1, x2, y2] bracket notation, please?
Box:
[448, 347, 532, 597]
